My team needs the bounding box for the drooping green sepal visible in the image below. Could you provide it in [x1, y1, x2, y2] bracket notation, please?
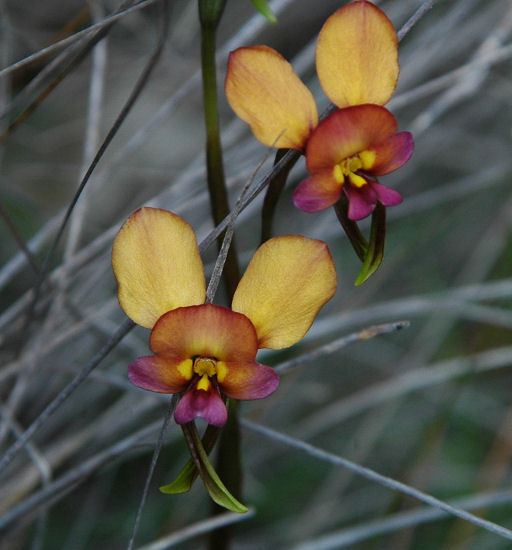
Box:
[334, 196, 369, 262]
[177, 423, 248, 513]
[355, 204, 386, 286]
[250, 0, 277, 23]
[160, 460, 198, 494]
[160, 425, 220, 494]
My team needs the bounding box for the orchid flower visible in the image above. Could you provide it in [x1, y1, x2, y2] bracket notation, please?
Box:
[112, 207, 336, 427]
[225, 0, 413, 220]
[293, 105, 413, 220]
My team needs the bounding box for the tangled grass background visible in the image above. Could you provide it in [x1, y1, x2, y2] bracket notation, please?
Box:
[1, 0, 512, 548]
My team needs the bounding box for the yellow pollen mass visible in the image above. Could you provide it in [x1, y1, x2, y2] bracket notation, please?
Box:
[333, 151, 370, 189]
[192, 357, 225, 392]
[193, 357, 217, 377]
[349, 157, 362, 172]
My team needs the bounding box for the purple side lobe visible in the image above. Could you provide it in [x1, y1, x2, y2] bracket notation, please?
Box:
[293, 174, 341, 213]
[128, 356, 179, 394]
[371, 181, 403, 207]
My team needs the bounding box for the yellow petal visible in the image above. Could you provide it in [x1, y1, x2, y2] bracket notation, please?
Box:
[112, 207, 206, 328]
[232, 236, 337, 349]
[316, 0, 399, 107]
[225, 46, 318, 150]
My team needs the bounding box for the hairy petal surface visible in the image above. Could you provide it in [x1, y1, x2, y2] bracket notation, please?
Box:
[174, 387, 228, 427]
[316, 0, 399, 107]
[128, 355, 192, 393]
[218, 361, 279, 400]
[150, 304, 258, 362]
[112, 208, 206, 329]
[225, 46, 318, 150]
[371, 132, 414, 175]
[232, 236, 337, 349]
[293, 171, 342, 213]
[306, 105, 398, 172]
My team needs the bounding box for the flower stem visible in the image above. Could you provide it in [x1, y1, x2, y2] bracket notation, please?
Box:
[334, 196, 368, 261]
[260, 148, 293, 243]
[208, 400, 242, 550]
[199, 3, 242, 549]
[200, 0, 240, 299]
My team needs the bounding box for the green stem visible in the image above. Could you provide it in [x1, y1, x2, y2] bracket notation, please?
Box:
[199, 3, 241, 549]
[200, 2, 240, 299]
[260, 149, 292, 243]
[209, 400, 242, 549]
[334, 196, 368, 262]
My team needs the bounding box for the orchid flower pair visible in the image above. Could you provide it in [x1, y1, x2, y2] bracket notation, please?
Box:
[112, 207, 336, 426]
[225, 0, 414, 221]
